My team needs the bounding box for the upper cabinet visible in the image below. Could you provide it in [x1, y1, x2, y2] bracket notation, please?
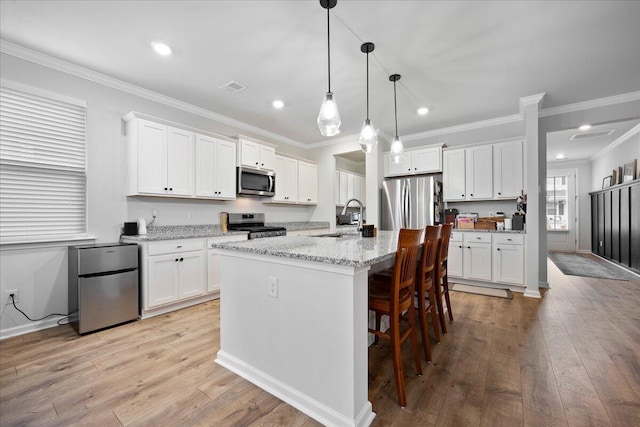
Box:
[443, 140, 524, 202]
[336, 169, 366, 207]
[237, 136, 276, 171]
[273, 155, 299, 203]
[493, 140, 523, 199]
[384, 145, 442, 177]
[126, 117, 194, 197]
[298, 160, 318, 205]
[124, 112, 236, 200]
[195, 135, 237, 200]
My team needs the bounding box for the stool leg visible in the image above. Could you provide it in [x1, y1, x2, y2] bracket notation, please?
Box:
[435, 277, 448, 335]
[408, 301, 423, 376]
[443, 274, 453, 322]
[390, 311, 407, 407]
[428, 286, 441, 343]
[417, 293, 432, 362]
[374, 312, 382, 346]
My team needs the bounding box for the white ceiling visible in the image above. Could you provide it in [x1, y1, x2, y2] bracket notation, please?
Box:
[1, 1, 639, 146]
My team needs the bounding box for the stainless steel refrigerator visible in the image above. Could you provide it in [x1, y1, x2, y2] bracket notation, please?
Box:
[381, 176, 443, 230]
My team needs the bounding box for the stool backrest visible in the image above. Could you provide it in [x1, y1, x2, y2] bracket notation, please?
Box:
[392, 228, 423, 300]
[438, 223, 453, 264]
[419, 225, 442, 289]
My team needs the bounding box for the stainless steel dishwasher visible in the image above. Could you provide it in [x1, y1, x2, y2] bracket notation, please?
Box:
[68, 243, 139, 334]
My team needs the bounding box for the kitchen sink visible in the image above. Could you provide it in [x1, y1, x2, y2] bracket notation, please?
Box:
[312, 232, 360, 238]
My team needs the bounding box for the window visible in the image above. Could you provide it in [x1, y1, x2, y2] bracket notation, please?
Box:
[0, 82, 87, 243]
[546, 175, 568, 231]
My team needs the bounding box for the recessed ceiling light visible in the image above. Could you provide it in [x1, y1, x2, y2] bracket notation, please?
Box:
[272, 100, 285, 109]
[556, 154, 566, 160]
[579, 124, 591, 131]
[417, 107, 429, 115]
[151, 41, 172, 56]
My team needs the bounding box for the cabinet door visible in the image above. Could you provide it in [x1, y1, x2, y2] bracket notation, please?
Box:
[148, 254, 179, 307]
[338, 171, 348, 206]
[207, 250, 220, 293]
[298, 161, 318, 204]
[215, 139, 237, 199]
[240, 140, 260, 168]
[353, 174, 362, 202]
[195, 135, 216, 198]
[448, 243, 464, 277]
[273, 155, 288, 202]
[361, 175, 366, 207]
[137, 120, 167, 194]
[347, 173, 355, 201]
[167, 127, 194, 196]
[260, 145, 276, 171]
[493, 140, 523, 199]
[464, 243, 492, 281]
[493, 244, 524, 285]
[284, 157, 299, 203]
[178, 251, 205, 299]
[466, 146, 493, 200]
[413, 147, 441, 173]
[443, 149, 465, 201]
[388, 152, 411, 176]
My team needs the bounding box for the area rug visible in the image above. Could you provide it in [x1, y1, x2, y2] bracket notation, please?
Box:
[547, 252, 628, 281]
[450, 283, 513, 299]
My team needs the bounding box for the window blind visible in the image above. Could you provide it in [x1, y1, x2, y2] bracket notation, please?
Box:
[0, 84, 87, 242]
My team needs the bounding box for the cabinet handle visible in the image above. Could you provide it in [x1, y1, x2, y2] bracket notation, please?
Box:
[175, 258, 179, 262]
[467, 246, 471, 249]
[458, 245, 463, 248]
[498, 192, 502, 195]
[180, 257, 184, 262]
[461, 194, 464, 197]
[255, 162, 259, 165]
[408, 168, 411, 172]
[261, 163, 264, 167]
[164, 187, 168, 191]
[414, 167, 417, 171]
[476, 237, 481, 240]
[507, 238, 512, 241]
[470, 193, 473, 196]
[497, 248, 501, 251]
[169, 188, 173, 191]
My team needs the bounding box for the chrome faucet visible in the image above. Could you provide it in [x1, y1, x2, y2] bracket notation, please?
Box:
[342, 198, 364, 231]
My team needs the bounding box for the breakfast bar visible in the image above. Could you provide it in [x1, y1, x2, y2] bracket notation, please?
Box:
[211, 231, 401, 427]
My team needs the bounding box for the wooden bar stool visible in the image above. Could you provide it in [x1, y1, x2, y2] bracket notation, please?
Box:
[435, 223, 454, 334]
[368, 228, 423, 408]
[416, 225, 442, 362]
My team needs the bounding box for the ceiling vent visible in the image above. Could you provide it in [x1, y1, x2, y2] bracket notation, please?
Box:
[219, 81, 246, 94]
[570, 129, 615, 140]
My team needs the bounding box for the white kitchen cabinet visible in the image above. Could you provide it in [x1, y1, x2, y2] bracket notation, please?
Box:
[338, 171, 348, 206]
[336, 170, 365, 206]
[493, 234, 525, 285]
[273, 155, 299, 203]
[298, 160, 318, 204]
[447, 232, 464, 277]
[238, 137, 276, 171]
[195, 135, 237, 200]
[493, 140, 523, 199]
[463, 241, 493, 281]
[147, 243, 205, 309]
[347, 173, 355, 201]
[126, 117, 194, 197]
[465, 145, 493, 200]
[385, 146, 442, 177]
[353, 174, 362, 203]
[443, 149, 466, 201]
[207, 234, 249, 293]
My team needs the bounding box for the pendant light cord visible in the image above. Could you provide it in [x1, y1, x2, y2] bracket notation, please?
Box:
[393, 80, 398, 138]
[366, 52, 369, 119]
[327, 6, 331, 93]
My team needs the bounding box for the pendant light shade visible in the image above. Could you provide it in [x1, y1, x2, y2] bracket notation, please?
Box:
[317, 0, 341, 137]
[389, 74, 404, 164]
[359, 42, 378, 153]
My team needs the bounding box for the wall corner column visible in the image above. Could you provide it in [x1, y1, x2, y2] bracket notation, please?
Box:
[520, 93, 545, 298]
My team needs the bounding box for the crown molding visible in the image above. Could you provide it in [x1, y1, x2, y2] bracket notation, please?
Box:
[539, 91, 640, 118]
[0, 39, 307, 149]
[590, 123, 640, 160]
[401, 114, 524, 143]
[519, 93, 546, 115]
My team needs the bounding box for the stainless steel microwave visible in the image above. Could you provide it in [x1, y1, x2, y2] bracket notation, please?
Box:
[237, 167, 275, 197]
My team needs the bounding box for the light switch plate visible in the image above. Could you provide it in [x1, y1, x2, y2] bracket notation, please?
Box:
[268, 277, 278, 298]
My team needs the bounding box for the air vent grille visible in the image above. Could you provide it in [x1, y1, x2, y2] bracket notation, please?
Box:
[219, 81, 246, 94]
[570, 129, 615, 140]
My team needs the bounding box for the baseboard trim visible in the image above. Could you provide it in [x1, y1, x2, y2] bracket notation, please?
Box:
[524, 289, 542, 299]
[216, 350, 375, 427]
[0, 316, 64, 340]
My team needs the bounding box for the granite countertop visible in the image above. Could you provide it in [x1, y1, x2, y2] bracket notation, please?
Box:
[121, 225, 248, 242]
[452, 228, 526, 234]
[211, 230, 400, 268]
[121, 221, 332, 241]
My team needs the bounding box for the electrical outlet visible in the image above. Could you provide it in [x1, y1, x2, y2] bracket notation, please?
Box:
[152, 209, 158, 217]
[267, 277, 278, 298]
[4, 290, 18, 305]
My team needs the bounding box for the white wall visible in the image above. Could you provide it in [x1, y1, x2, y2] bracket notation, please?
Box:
[0, 53, 315, 337]
[591, 132, 640, 191]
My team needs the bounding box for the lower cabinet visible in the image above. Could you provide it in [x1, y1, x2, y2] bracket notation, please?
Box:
[448, 231, 525, 288]
[206, 234, 248, 293]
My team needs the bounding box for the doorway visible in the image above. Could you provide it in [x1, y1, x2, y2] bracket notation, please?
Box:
[546, 169, 578, 252]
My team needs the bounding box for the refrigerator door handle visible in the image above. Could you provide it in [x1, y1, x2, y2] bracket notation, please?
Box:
[403, 179, 411, 228]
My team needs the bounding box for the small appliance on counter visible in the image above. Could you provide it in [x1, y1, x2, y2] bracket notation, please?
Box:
[122, 221, 138, 236]
[444, 208, 459, 225]
[227, 213, 286, 239]
[337, 214, 352, 225]
[220, 212, 229, 232]
[137, 218, 147, 235]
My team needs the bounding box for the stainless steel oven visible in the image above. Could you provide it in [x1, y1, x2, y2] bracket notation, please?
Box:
[237, 167, 275, 197]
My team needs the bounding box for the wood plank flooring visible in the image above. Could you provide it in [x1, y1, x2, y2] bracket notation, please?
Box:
[1, 258, 639, 426]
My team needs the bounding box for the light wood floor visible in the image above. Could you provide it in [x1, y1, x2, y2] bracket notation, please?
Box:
[1, 259, 639, 426]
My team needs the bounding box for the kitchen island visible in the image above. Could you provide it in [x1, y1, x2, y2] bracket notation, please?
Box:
[211, 231, 401, 427]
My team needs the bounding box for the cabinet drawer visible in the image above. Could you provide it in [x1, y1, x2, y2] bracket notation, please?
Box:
[494, 234, 524, 245]
[148, 239, 204, 255]
[207, 234, 247, 248]
[464, 233, 492, 244]
[449, 231, 463, 243]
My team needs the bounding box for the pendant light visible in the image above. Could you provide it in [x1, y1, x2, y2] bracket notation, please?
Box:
[359, 42, 378, 153]
[317, 0, 341, 137]
[389, 74, 404, 164]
